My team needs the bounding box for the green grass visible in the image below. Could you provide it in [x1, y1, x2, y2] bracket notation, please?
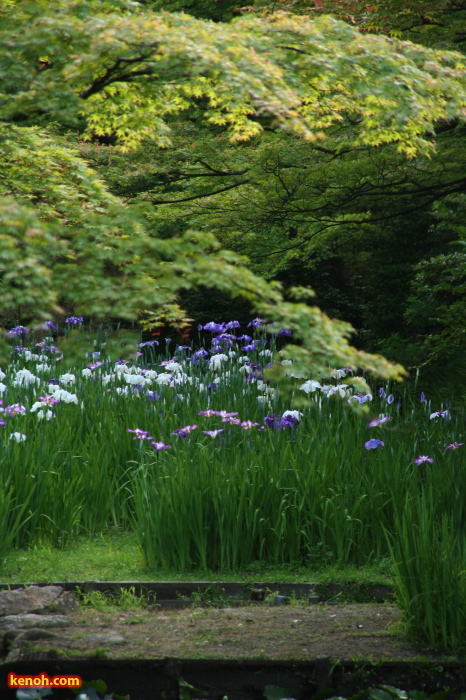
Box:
[0, 529, 394, 585]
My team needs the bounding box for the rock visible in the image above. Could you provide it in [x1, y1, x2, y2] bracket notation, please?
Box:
[75, 632, 125, 645]
[0, 586, 78, 616]
[0, 614, 69, 631]
[4, 628, 62, 663]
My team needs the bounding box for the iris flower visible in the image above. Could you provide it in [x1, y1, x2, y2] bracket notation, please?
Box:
[151, 441, 172, 450]
[215, 411, 238, 418]
[240, 421, 260, 430]
[9, 432, 27, 442]
[365, 439, 384, 450]
[368, 416, 391, 428]
[202, 430, 225, 438]
[172, 425, 198, 439]
[430, 410, 450, 420]
[6, 326, 29, 338]
[127, 428, 153, 440]
[414, 455, 434, 465]
[65, 317, 83, 324]
[445, 442, 464, 450]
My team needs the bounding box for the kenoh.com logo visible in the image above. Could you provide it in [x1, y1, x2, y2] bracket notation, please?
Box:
[7, 672, 82, 688]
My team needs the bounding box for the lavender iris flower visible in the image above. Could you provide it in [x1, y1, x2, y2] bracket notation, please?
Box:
[6, 326, 29, 338]
[430, 410, 450, 420]
[37, 321, 57, 331]
[202, 429, 225, 438]
[368, 416, 391, 428]
[225, 321, 241, 330]
[151, 441, 172, 450]
[444, 442, 464, 450]
[414, 455, 434, 465]
[140, 340, 159, 348]
[204, 322, 226, 333]
[264, 413, 299, 430]
[65, 317, 84, 324]
[420, 392, 427, 403]
[386, 394, 394, 404]
[379, 388, 386, 398]
[278, 329, 292, 337]
[173, 424, 198, 439]
[242, 343, 257, 352]
[240, 420, 260, 429]
[127, 428, 153, 440]
[365, 439, 384, 450]
[248, 318, 264, 328]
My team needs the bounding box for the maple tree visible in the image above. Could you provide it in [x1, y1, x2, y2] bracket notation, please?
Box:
[2, 0, 466, 382]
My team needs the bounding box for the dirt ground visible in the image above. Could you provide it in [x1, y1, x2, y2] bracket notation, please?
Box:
[10, 604, 451, 662]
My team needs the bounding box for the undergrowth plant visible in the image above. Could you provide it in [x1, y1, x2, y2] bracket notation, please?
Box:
[0, 320, 465, 651]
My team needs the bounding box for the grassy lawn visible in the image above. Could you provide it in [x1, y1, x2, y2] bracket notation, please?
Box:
[0, 529, 394, 585]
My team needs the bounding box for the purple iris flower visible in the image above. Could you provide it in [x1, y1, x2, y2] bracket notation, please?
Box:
[159, 357, 178, 366]
[87, 361, 104, 370]
[386, 394, 394, 404]
[430, 410, 450, 420]
[236, 335, 252, 343]
[173, 425, 198, 439]
[379, 388, 386, 398]
[147, 391, 160, 401]
[368, 416, 391, 428]
[420, 392, 427, 403]
[280, 415, 299, 428]
[0, 420, 5, 426]
[355, 393, 372, 403]
[225, 321, 241, 330]
[48, 378, 60, 385]
[365, 439, 384, 450]
[414, 455, 434, 465]
[37, 321, 57, 331]
[248, 318, 264, 328]
[445, 442, 464, 450]
[242, 343, 257, 352]
[204, 322, 226, 333]
[6, 326, 29, 338]
[193, 348, 210, 360]
[198, 409, 217, 417]
[151, 441, 172, 450]
[264, 414, 299, 430]
[278, 328, 292, 337]
[202, 429, 225, 438]
[240, 420, 260, 429]
[140, 340, 159, 348]
[65, 317, 83, 324]
[127, 428, 153, 440]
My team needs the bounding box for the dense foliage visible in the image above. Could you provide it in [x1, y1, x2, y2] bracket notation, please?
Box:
[2, 0, 466, 387]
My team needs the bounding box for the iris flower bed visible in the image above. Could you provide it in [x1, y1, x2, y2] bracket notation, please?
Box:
[1, 317, 466, 651]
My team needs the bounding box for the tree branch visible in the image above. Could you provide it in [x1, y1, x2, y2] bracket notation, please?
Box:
[151, 179, 251, 204]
